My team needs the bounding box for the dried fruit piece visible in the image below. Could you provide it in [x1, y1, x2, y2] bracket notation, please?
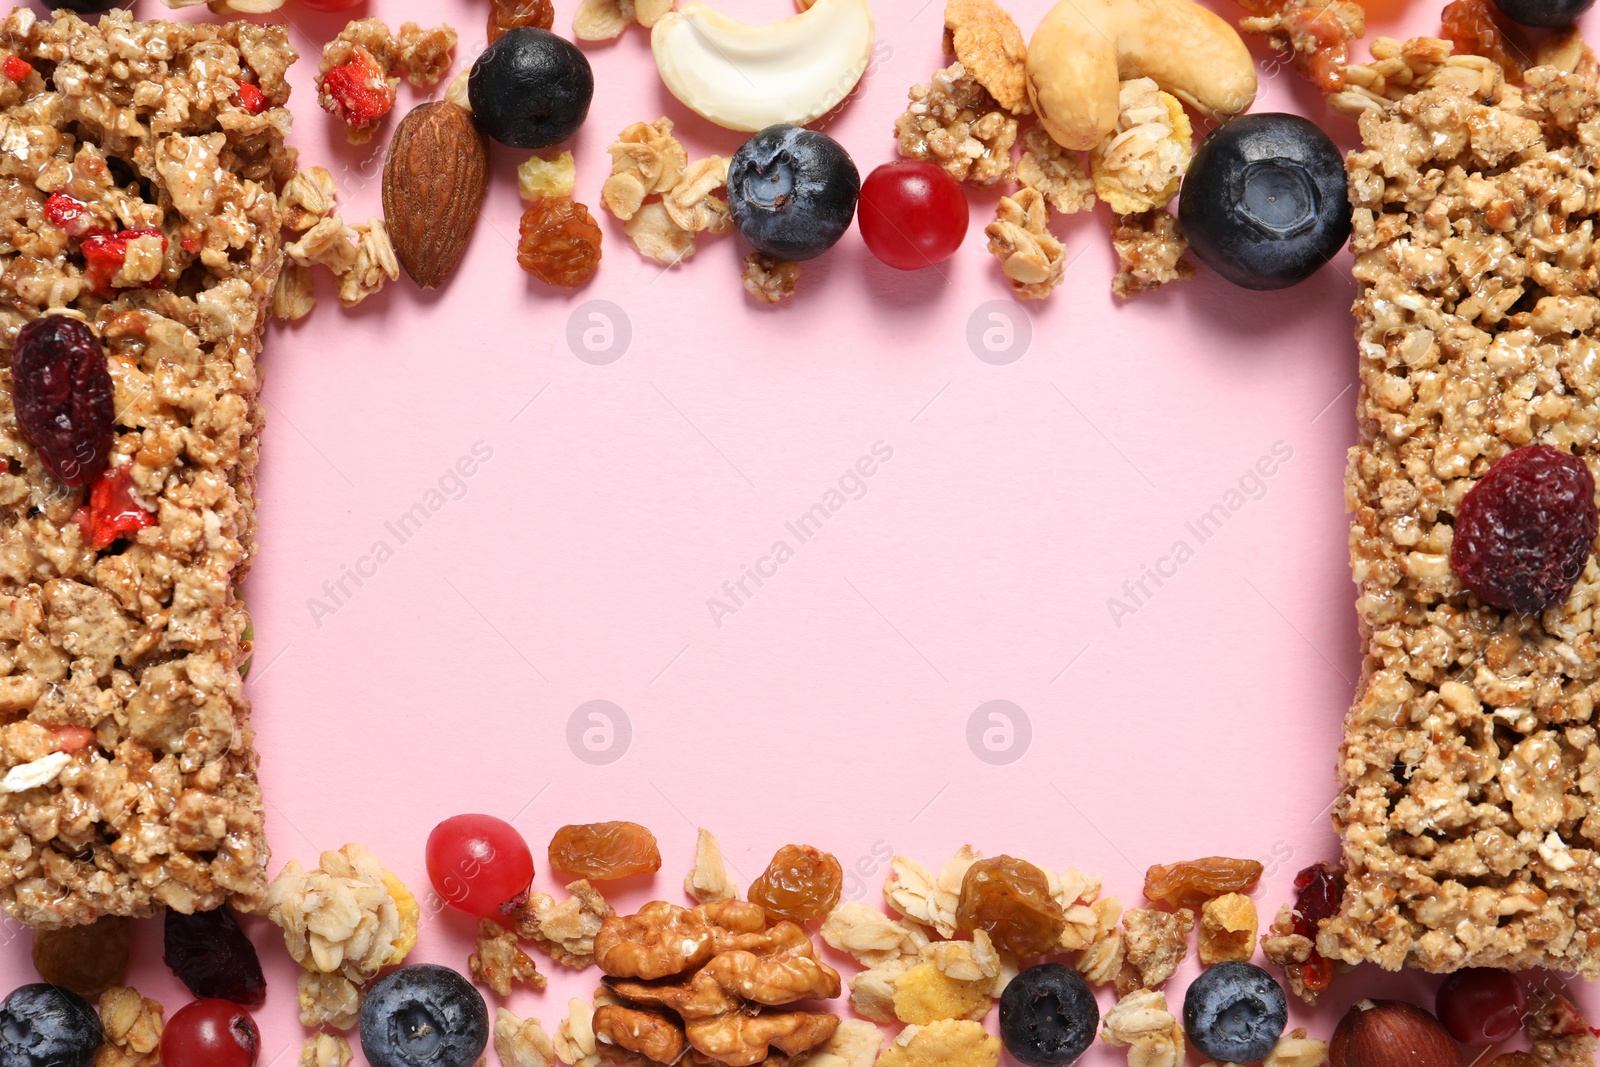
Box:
[1288, 863, 1344, 996]
[749, 845, 844, 925]
[955, 856, 1065, 960]
[12, 315, 114, 488]
[1143, 857, 1263, 910]
[32, 918, 130, 999]
[319, 49, 397, 136]
[518, 152, 577, 201]
[490, 0, 556, 39]
[45, 193, 95, 237]
[517, 197, 603, 288]
[75, 466, 156, 550]
[82, 228, 167, 294]
[163, 909, 267, 1006]
[1442, 0, 1530, 79]
[549, 822, 662, 881]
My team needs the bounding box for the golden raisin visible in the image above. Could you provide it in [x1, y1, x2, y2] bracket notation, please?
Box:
[31, 917, 130, 998]
[748, 845, 843, 925]
[1143, 857, 1264, 910]
[955, 855, 1065, 959]
[489, 0, 555, 40]
[549, 822, 662, 880]
[1442, 0, 1530, 80]
[518, 197, 603, 288]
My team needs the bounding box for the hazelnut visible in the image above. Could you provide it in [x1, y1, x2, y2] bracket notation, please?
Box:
[1330, 1000, 1461, 1067]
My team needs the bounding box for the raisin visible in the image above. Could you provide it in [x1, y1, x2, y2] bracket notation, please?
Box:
[12, 315, 114, 488]
[489, 0, 555, 40]
[1450, 445, 1597, 614]
[1442, 0, 1531, 80]
[1143, 857, 1264, 910]
[164, 907, 268, 1006]
[955, 855, 1065, 959]
[748, 845, 843, 925]
[518, 197, 602, 288]
[549, 822, 662, 881]
[31, 917, 130, 999]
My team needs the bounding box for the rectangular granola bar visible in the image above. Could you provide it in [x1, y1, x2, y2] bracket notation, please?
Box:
[1333, 49, 1600, 976]
[0, 9, 295, 926]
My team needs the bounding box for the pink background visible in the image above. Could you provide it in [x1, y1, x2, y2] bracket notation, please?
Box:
[8, 0, 1600, 1059]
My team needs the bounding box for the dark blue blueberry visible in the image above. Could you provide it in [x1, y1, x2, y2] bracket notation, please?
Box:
[727, 125, 859, 262]
[1491, 0, 1594, 26]
[1178, 113, 1350, 290]
[1183, 962, 1288, 1064]
[467, 28, 592, 149]
[998, 964, 1098, 1067]
[359, 966, 487, 1067]
[0, 984, 102, 1067]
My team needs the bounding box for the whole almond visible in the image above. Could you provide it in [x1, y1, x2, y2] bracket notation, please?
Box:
[383, 102, 489, 289]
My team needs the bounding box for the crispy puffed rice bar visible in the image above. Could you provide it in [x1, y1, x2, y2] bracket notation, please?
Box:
[471, 918, 546, 996]
[298, 1034, 352, 1067]
[1333, 59, 1600, 978]
[514, 879, 614, 969]
[1112, 211, 1195, 299]
[93, 987, 162, 1067]
[685, 828, 739, 904]
[0, 8, 295, 929]
[1018, 127, 1096, 215]
[1091, 79, 1192, 215]
[1116, 907, 1193, 995]
[742, 254, 801, 305]
[1328, 36, 1503, 120]
[943, 0, 1030, 115]
[1101, 990, 1185, 1067]
[986, 189, 1066, 300]
[895, 64, 1018, 186]
[495, 1009, 556, 1067]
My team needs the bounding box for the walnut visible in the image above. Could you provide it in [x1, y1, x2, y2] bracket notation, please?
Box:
[93, 987, 162, 1067]
[742, 254, 801, 304]
[594, 1004, 686, 1064]
[664, 157, 732, 234]
[494, 1009, 556, 1067]
[884, 848, 980, 938]
[338, 218, 399, 308]
[876, 1021, 1001, 1067]
[272, 263, 316, 322]
[1262, 1028, 1329, 1067]
[1091, 79, 1192, 214]
[520, 152, 577, 202]
[396, 21, 456, 87]
[1116, 908, 1194, 995]
[298, 1034, 352, 1067]
[985, 188, 1065, 300]
[297, 968, 363, 1030]
[684, 1011, 838, 1064]
[1199, 893, 1258, 966]
[514, 879, 614, 969]
[1111, 210, 1195, 299]
[470, 919, 546, 997]
[685, 828, 740, 904]
[822, 902, 931, 967]
[1017, 127, 1095, 215]
[264, 844, 410, 984]
[943, 0, 1029, 114]
[1101, 990, 1185, 1067]
[623, 203, 697, 267]
[895, 65, 1017, 185]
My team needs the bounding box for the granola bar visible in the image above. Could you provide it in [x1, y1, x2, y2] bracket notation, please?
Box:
[0, 9, 295, 927]
[1334, 57, 1600, 976]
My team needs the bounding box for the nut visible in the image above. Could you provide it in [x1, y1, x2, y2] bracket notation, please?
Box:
[1025, 0, 1256, 150]
[382, 102, 489, 289]
[1329, 1001, 1459, 1067]
[650, 0, 875, 131]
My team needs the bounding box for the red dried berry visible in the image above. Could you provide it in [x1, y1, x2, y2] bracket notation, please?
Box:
[12, 315, 114, 488]
[1290, 862, 1344, 993]
[1451, 445, 1598, 614]
[81, 227, 167, 295]
[74, 466, 155, 550]
[3, 56, 32, 82]
[234, 82, 267, 115]
[45, 193, 93, 237]
[164, 908, 267, 1007]
[320, 51, 395, 130]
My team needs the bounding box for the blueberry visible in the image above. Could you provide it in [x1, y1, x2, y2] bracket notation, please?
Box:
[1178, 113, 1350, 290]
[1491, 0, 1594, 26]
[359, 966, 488, 1067]
[727, 125, 860, 262]
[998, 964, 1098, 1067]
[467, 28, 593, 149]
[0, 984, 102, 1067]
[1183, 962, 1288, 1064]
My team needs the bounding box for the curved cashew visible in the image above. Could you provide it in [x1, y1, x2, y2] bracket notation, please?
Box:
[1025, 0, 1257, 151]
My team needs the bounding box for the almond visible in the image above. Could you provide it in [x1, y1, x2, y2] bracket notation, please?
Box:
[382, 101, 489, 289]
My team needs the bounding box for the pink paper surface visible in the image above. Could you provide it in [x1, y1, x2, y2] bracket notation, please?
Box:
[4, 0, 1595, 1058]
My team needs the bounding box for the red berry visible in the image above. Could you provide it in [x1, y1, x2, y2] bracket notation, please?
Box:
[319, 51, 394, 130]
[81, 227, 168, 295]
[1436, 969, 1526, 1045]
[857, 161, 969, 271]
[234, 82, 267, 115]
[3, 56, 32, 82]
[48, 726, 95, 753]
[12, 315, 114, 488]
[426, 814, 534, 918]
[161, 1000, 259, 1067]
[45, 193, 93, 237]
[74, 465, 156, 550]
[1451, 444, 1598, 614]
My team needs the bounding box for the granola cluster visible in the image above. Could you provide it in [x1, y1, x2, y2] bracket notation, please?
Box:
[1090, 79, 1192, 215]
[1336, 57, 1600, 977]
[895, 64, 1018, 187]
[93, 987, 163, 1067]
[601, 119, 734, 269]
[1111, 211, 1197, 300]
[985, 189, 1066, 301]
[277, 166, 399, 315]
[0, 8, 296, 928]
[315, 19, 456, 144]
[1238, 0, 1366, 92]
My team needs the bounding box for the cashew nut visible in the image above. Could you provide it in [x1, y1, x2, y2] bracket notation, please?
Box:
[1025, 0, 1257, 151]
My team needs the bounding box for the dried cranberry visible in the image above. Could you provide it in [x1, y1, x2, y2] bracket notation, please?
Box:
[320, 52, 395, 130]
[11, 315, 113, 488]
[74, 466, 155, 550]
[1291, 862, 1345, 940]
[3, 56, 32, 82]
[164, 907, 267, 1006]
[82, 228, 167, 295]
[45, 194, 93, 238]
[1451, 445, 1598, 614]
[234, 82, 266, 115]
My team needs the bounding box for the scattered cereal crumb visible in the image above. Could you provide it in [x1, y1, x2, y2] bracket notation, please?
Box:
[624, 203, 697, 267]
[742, 253, 801, 304]
[1111, 211, 1195, 299]
[1116, 907, 1194, 995]
[664, 157, 732, 234]
[445, 69, 472, 111]
[797, 1019, 883, 1067]
[281, 167, 338, 232]
[298, 1034, 352, 1067]
[1199, 893, 1259, 966]
[822, 902, 931, 967]
[1238, 0, 1365, 92]
[553, 999, 597, 1065]
[272, 264, 316, 322]
[1260, 904, 1318, 1005]
[1263, 1028, 1329, 1067]
[397, 21, 457, 87]
[338, 218, 400, 308]
[885, 848, 980, 938]
[1017, 127, 1095, 215]
[1101, 989, 1185, 1067]
[470, 919, 546, 997]
[264, 844, 409, 984]
[297, 968, 363, 1030]
[519, 152, 578, 202]
[849, 958, 914, 1023]
[892, 961, 993, 1024]
[876, 1021, 1000, 1067]
[493, 1008, 556, 1067]
[685, 828, 739, 904]
[92, 988, 162, 1067]
[573, 0, 636, 40]
[513, 880, 614, 969]
[985, 188, 1065, 301]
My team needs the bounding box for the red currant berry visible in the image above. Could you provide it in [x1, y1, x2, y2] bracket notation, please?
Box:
[161, 1000, 259, 1067]
[1436, 969, 1526, 1045]
[426, 814, 534, 918]
[858, 161, 969, 271]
